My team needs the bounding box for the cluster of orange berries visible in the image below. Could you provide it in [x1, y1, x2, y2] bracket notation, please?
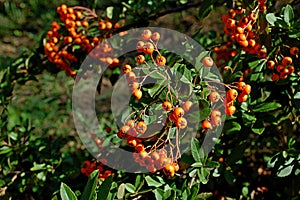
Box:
[225, 81, 251, 115]
[45, 4, 121, 76]
[267, 47, 298, 81]
[213, 42, 238, 68]
[202, 81, 251, 129]
[80, 160, 112, 181]
[222, 1, 267, 58]
[133, 149, 180, 177]
[165, 101, 193, 129]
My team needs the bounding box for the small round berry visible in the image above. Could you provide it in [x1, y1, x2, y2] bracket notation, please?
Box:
[237, 81, 246, 91]
[202, 56, 214, 67]
[238, 92, 248, 102]
[290, 47, 299, 55]
[209, 91, 221, 103]
[271, 73, 279, 81]
[136, 41, 145, 52]
[143, 42, 155, 54]
[176, 117, 188, 129]
[136, 121, 147, 134]
[173, 107, 185, 119]
[267, 60, 275, 70]
[182, 100, 193, 112]
[151, 32, 160, 41]
[243, 84, 251, 95]
[162, 101, 173, 111]
[122, 64, 131, 74]
[226, 105, 236, 116]
[136, 55, 145, 64]
[141, 29, 152, 40]
[156, 55, 166, 66]
[282, 56, 293, 66]
[226, 89, 238, 101]
[202, 119, 212, 130]
[133, 89, 142, 100]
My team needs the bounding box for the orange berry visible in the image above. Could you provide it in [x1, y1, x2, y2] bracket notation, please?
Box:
[238, 92, 248, 102]
[238, 34, 247, 41]
[226, 89, 238, 101]
[243, 84, 251, 95]
[290, 47, 299, 55]
[249, 12, 258, 21]
[239, 40, 249, 47]
[127, 137, 138, 147]
[98, 21, 106, 30]
[226, 105, 236, 116]
[151, 152, 160, 161]
[173, 107, 185, 119]
[127, 71, 136, 82]
[228, 9, 236, 18]
[141, 29, 152, 40]
[126, 120, 135, 128]
[156, 55, 166, 66]
[209, 91, 221, 102]
[258, 49, 267, 58]
[276, 65, 285, 73]
[136, 41, 145, 52]
[143, 42, 154, 54]
[151, 32, 160, 41]
[211, 109, 221, 118]
[271, 73, 279, 81]
[136, 121, 147, 134]
[202, 56, 214, 67]
[211, 116, 222, 126]
[133, 89, 142, 100]
[136, 55, 145, 64]
[282, 56, 293, 66]
[129, 81, 139, 91]
[182, 100, 193, 112]
[82, 21, 89, 27]
[288, 66, 295, 74]
[267, 60, 275, 70]
[202, 119, 212, 130]
[162, 101, 173, 111]
[106, 22, 113, 29]
[237, 81, 246, 91]
[176, 117, 188, 129]
[122, 64, 131, 74]
[236, 26, 244, 34]
[135, 143, 144, 152]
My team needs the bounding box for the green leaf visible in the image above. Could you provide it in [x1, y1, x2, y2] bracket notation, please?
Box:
[266, 13, 277, 26]
[242, 112, 256, 126]
[288, 29, 300, 39]
[0, 146, 12, 155]
[60, 183, 78, 200]
[97, 176, 113, 200]
[117, 183, 125, 199]
[191, 138, 203, 163]
[153, 188, 164, 200]
[251, 120, 265, 135]
[148, 80, 167, 98]
[199, 99, 211, 121]
[125, 183, 136, 193]
[223, 121, 241, 135]
[198, 167, 210, 184]
[284, 5, 294, 25]
[277, 165, 294, 177]
[30, 162, 47, 171]
[145, 176, 163, 187]
[80, 170, 99, 200]
[252, 102, 281, 113]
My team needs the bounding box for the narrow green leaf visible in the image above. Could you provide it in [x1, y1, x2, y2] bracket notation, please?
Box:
[277, 165, 294, 177]
[117, 183, 125, 199]
[80, 170, 99, 200]
[60, 183, 78, 200]
[191, 138, 202, 163]
[284, 5, 294, 24]
[125, 183, 136, 193]
[145, 176, 163, 187]
[252, 102, 281, 112]
[97, 176, 113, 200]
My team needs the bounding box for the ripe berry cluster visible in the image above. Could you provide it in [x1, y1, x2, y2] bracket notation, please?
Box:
[221, 0, 267, 58]
[267, 46, 298, 81]
[116, 29, 195, 177]
[202, 81, 251, 129]
[45, 4, 121, 76]
[80, 160, 112, 181]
